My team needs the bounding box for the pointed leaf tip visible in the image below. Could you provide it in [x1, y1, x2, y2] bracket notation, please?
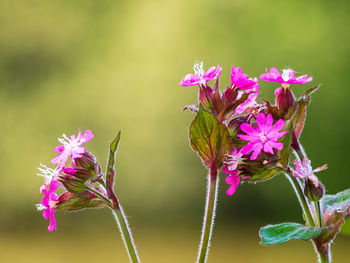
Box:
[110, 131, 121, 153]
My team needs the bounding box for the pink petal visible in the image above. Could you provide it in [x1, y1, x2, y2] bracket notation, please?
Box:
[240, 142, 255, 155]
[263, 141, 275, 154]
[256, 113, 266, 131]
[313, 164, 327, 173]
[48, 209, 57, 232]
[240, 123, 257, 135]
[222, 167, 231, 175]
[271, 119, 285, 132]
[53, 145, 65, 152]
[270, 67, 281, 76]
[250, 143, 263, 160]
[269, 141, 283, 151]
[225, 174, 240, 196]
[237, 134, 258, 141]
[83, 130, 94, 142]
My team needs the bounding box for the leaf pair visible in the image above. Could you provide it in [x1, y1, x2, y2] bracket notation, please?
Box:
[260, 189, 350, 246]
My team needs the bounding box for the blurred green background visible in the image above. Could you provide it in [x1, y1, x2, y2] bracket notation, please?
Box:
[0, 0, 349, 262]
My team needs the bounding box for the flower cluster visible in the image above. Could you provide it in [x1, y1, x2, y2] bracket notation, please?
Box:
[37, 129, 105, 231]
[180, 63, 318, 196]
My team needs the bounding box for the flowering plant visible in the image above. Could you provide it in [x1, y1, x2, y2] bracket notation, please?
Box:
[180, 63, 350, 263]
[37, 130, 140, 262]
[36, 64, 349, 263]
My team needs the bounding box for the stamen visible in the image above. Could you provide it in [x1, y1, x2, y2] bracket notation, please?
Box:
[193, 61, 204, 76]
[282, 69, 291, 82]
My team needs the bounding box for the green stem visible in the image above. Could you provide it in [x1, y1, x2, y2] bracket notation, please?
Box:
[315, 243, 331, 263]
[315, 201, 324, 227]
[111, 204, 140, 263]
[285, 173, 315, 227]
[197, 170, 219, 263]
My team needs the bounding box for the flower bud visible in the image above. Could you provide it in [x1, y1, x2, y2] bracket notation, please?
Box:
[56, 190, 105, 211]
[275, 86, 295, 114]
[58, 174, 85, 193]
[228, 116, 250, 148]
[73, 152, 101, 176]
[199, 86, 214, 110]
[304, 178, 325, 201]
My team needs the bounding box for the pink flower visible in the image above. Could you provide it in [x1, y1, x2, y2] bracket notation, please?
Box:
[234, 79, 259, 115]
[37, 165, 61, 231]
[260, 67, 313, 85]
[222, 147, 243, 196]
[222, 169, 240, 196]
[180, 62, 222, 87]
[293, 157, 327, 187]
[231, 66, 258, 90]
[237, 113, 289, 160]
[51, 129, 94, 170]
[38, 179, 60, 231]
[223, 147, 244, 172]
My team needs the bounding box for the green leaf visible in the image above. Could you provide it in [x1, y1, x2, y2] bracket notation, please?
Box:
[302, 84, 321, 97]
[244, 166, 282, 183]
[110, 131, 121, 154]
[322, 189, 350, 208]
[279, 119, 292, 168]
[291, 85, 320, 142]
[106, 131, 121, 200]
[317, 189, 350, 243]
[259, 222, 324, 245]
[189, 105, 232, 169]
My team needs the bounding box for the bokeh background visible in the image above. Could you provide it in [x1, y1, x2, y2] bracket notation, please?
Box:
[1, 0, 349, 262]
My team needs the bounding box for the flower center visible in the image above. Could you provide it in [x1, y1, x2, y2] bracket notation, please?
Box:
[49, 200, 57, 209]
[260, 133, 267, 143]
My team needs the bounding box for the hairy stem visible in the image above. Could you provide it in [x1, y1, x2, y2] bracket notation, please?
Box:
[285, 173, 315, 227]
[315, 201, 324, 227]
[197, 170, 219, 263]
[315, 243, 331, 263]
[111, 204, 140, 263]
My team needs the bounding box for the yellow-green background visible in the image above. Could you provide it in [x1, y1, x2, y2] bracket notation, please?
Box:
[0, 0, 349, 262]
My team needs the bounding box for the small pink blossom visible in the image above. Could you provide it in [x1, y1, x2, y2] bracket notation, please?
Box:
[293, 157, 327, 187]
[234, 79, 259, 115]
[260, 67, 313, 85]
[51, 129, 94, 170]
[231, 66, 258, 90]
[237, 113, 289, 160]
[223, 147, 244, 172]
[222, 147, 243, 196]
[180, 62, 222, 87]
[222, 169, 240, 196]
[37, 165, 61, 231]
[37, 179, 60, 231]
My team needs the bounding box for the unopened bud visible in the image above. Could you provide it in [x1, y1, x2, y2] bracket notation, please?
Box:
[275, 86, 295, 114]
[56, 190, 105, 211]
[304, 178, 325, 201]
[199, 86, 214, 110]
[228, 116, 251, 148]
[73, 152, 101, 176]
[58, 174, 85, 193]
